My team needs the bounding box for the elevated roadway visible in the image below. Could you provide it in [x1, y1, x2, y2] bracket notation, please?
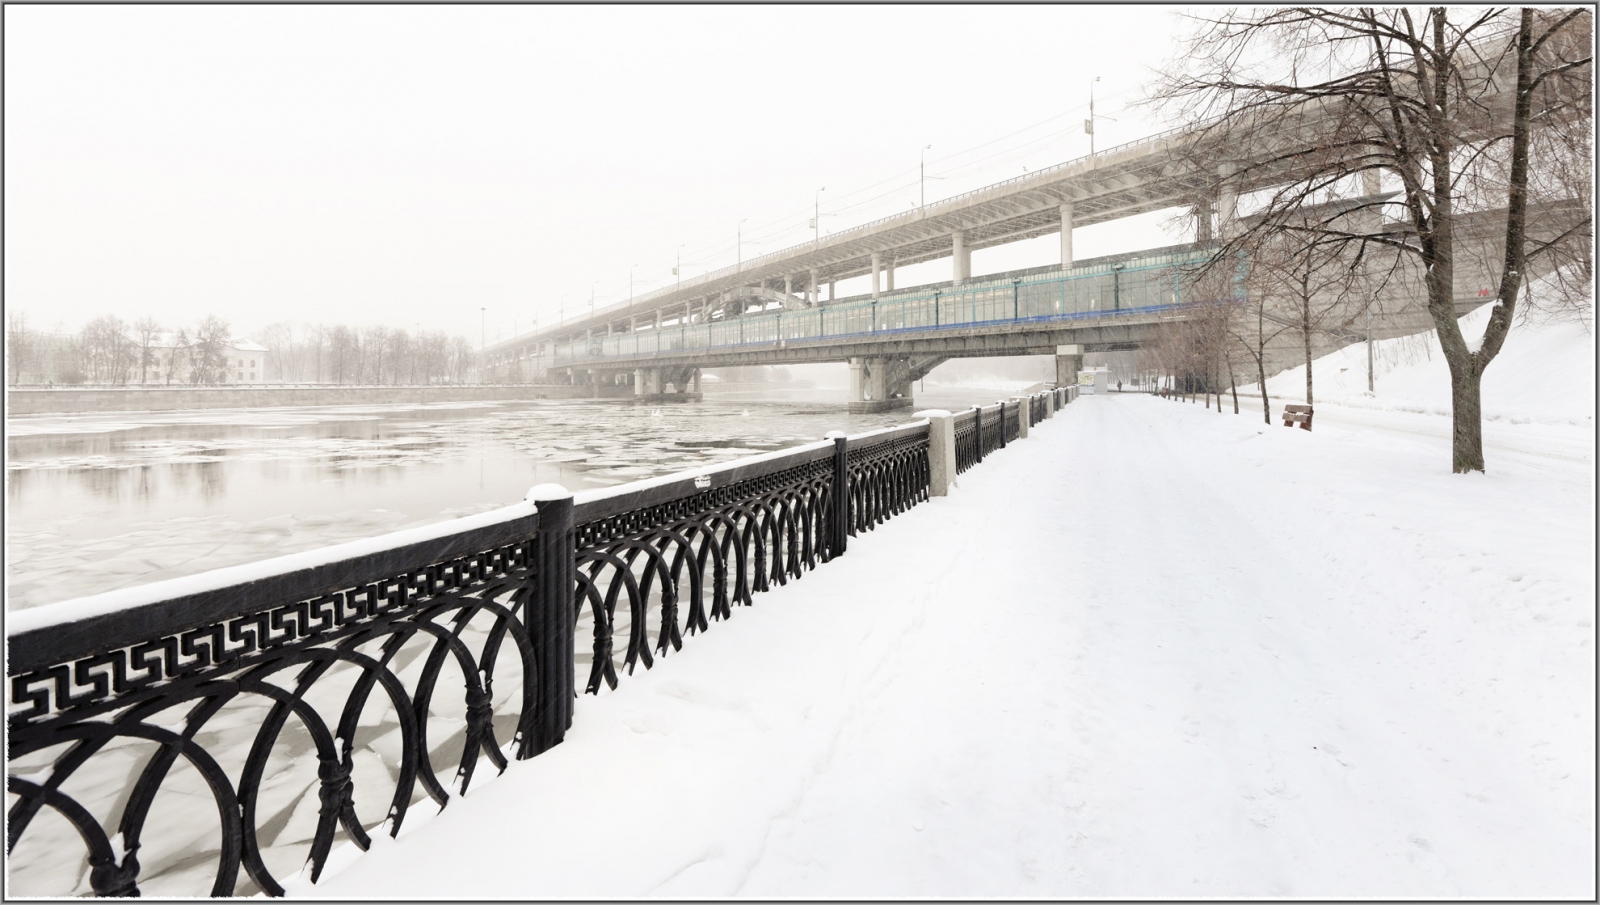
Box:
[483, 51, 1573, 410]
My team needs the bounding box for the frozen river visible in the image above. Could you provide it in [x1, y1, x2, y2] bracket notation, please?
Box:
[5, 384, 1034, 610]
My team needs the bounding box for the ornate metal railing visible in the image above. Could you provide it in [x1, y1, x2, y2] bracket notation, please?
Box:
[1003, 401, 1021, 444]
[1030, 395, 1046, 426]
[846, 424, 930, 537]
[5, 508, 570, 897]
[973, 403, 1004, 461]
[567, 441, 838, 696]
[8, 405, 1006, 898]
[953, 409, 979, 475]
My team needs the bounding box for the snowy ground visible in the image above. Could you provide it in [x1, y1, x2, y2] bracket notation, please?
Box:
[305, 388, 1594, 899]
[1240, 298, 1594, 429]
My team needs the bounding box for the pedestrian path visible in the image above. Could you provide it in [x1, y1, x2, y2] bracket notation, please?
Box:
[306, 394, 1594, 899]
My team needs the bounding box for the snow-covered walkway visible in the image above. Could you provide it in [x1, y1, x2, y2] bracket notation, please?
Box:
[307, 394, 1594, 899]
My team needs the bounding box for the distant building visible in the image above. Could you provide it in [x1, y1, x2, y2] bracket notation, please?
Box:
[224, 340, 268, 384]
[143, 333, 270, 385]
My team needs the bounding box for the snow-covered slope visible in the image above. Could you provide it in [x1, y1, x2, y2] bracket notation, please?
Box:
[1243, 276, 1594, 427]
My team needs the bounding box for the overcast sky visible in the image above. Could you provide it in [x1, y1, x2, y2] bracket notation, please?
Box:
[5, 5, 1197, 344]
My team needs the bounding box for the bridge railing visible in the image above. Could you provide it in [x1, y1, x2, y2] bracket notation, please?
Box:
[552, 248, 1218, 368]
[5, 393, 1060, 898]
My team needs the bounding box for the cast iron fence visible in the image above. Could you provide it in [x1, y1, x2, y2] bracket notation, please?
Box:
[953, 409, 979, 475]
[6, 399, 1055, 897]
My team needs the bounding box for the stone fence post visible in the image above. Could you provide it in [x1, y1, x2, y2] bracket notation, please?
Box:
[1012, 397, 1030, 439]
[915, 410, 956, 497]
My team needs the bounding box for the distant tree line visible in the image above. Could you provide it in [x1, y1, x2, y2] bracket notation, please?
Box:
[5, 313, 479, 386]
[255, 322, 477, 385]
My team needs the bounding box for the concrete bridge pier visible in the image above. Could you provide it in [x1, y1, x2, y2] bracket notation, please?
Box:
[1055, 344, 1084, 388]
[952, 231, 971, 283]
[630, 365, 702, 404]
[1060, 203, 1075, 268]
[848, 355, 946, 414]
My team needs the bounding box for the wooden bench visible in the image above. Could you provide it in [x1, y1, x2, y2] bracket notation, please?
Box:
[1282, 403, 1313, 430]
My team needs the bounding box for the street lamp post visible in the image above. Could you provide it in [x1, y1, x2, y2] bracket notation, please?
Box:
[921, 144, 932, 210]
[1084, 77, 1116, 159]
[1087, 77, 1099, 157]
[919, 145, 943, 211]
[813, 187, 826, 246]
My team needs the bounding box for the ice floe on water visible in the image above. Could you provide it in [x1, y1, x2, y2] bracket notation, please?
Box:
[6, 391, 1006, 609]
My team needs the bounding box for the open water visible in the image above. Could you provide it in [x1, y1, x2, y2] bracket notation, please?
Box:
[5, 384, 1033, 610]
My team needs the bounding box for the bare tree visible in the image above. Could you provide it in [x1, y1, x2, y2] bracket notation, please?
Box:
[6, 311, 37, 386]
[1156, 7, 1592, 472]
[131, 316, 163, 384]
[189, 316, 232, 385]
[79, 315, 135, 385]
[449, 335, 475, 384]
[260, 322, 299, 382]
[164, 329, 190, 385]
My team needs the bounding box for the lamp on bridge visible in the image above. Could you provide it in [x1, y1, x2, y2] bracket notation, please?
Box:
[920, 144, 943, 210]
[813, 187, 826, 247]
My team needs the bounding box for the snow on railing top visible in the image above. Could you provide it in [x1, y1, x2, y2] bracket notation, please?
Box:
[5, 498, 538, 637]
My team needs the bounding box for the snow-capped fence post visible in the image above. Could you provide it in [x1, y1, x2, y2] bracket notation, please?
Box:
[528, 484, 576, 757]
[1012, 397, 1030, 439]
[915, 410, 957, 496]
[826, 430, 850, 557]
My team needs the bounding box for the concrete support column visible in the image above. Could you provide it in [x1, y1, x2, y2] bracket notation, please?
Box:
[1055, 344, 1083, 389]
[952, 231, 970, 283]
[634, 368, 645, 395]
[1195, 201, 1215, 243]
[654, 311, 661, 330]
[871, 253, 882, 298]
[1059, 203, 1075, 269]
[1011, 397, 1030, 439]
[691, 368, 701, 393]
[915, 409, 957, 497]
[828, 281, 835, 302]
[847, 356, 915, 413]
[1217, 162, 1239, 239]
[1361, 169, 1383, 232]
[784, 274, 793, 301]
[808, 268, 819, 306]
[887, 257, 897, 291]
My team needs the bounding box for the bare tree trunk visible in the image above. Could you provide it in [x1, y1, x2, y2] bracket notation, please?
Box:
[1448, 357, 1486, 473]
[1228, 354, 1239, 414]
[1302, 314, 1314, 406]
[1257, 354, 1270, 424]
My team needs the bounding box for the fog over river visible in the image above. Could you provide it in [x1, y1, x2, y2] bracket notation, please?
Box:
[6, 384, 1038, 610]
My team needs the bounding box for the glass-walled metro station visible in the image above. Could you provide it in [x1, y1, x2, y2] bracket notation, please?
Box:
[552, 246, 1226, 365]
